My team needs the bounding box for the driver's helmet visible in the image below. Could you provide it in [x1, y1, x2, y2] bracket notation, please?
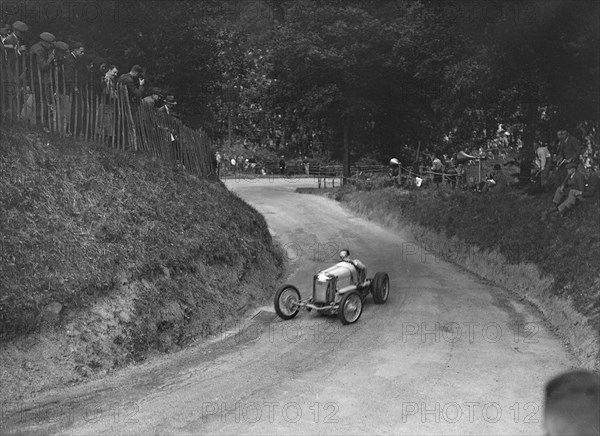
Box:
[389, 158, 400, 167]
[339, 249, 350, 261]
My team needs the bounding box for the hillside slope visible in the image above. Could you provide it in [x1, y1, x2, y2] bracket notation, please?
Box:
[0, 126, 284, 400]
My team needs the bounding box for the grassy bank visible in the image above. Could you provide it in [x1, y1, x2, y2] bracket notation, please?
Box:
[300, 183, 600, 369]
[0, 126, 284, 400]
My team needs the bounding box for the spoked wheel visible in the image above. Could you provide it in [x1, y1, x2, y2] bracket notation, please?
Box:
[274, 285, 301, 320]
[372, 272, 390, 304]
[338, 291, 363, 325]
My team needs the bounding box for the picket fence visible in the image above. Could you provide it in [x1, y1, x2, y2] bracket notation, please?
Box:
[0, 47, 214, 178]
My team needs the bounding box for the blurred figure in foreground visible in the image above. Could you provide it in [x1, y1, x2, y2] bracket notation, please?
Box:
[543, 369, 599, 436]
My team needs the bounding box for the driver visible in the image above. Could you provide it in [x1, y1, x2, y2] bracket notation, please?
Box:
[339, 248, 367, 285]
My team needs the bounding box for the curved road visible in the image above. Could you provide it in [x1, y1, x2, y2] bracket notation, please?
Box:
[4, 178, 575, 435]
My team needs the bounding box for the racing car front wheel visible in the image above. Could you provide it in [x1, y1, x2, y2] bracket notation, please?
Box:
[274, 285, 301, 320]
[372, 272, 390, 304]
[339, 291, 363, 325]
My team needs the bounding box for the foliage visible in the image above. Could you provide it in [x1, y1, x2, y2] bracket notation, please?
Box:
[2, 0, 598, 168]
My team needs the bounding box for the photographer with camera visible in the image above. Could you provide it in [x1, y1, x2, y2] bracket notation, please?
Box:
[118, 64, 146, 102]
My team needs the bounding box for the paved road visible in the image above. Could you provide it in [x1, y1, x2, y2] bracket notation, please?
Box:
[3, 178, 575, 435]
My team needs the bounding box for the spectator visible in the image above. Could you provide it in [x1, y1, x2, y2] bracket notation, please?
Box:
[388, 158, 400, 182]
[482, 164, 508, 194]
[431, 155, 443, 188]
[118, 64, 145, 101]
[100, 64, 119, 97]
[237, 154, 244, 173]
[551, 129, 583, 189]
[279, 155, 286, 175]
[230, 157, 237, 175]
[549, 162, 585, 217]
[303, 155, 310, 175]
[142, 88, 164, 109]
[63, 42, 85, 94]
[158, 95, 178, 117]
[456, 163, 467, 189]
[535, 141, 553, 189]
[2, 20, 27, 53]
[0, 21, 28, 121]
[555, 129, 583, 166]
[583, 165, 600, 200]
[29, 32, 56, 128]
[0, 24, 11, 42]
[543, 370, 599, 436]
[99, 64, 119, 141]
[30, 32, 56, 79]
[215, 151, 222, 177]
[52, 41, 70, 132]
[445, 160, 458, 189]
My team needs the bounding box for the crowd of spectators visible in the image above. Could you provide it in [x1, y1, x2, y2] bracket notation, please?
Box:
[387, 125, 599, 218]
[1, 20, 181, 136]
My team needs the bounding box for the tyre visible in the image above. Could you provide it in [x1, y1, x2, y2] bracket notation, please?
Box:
[338, 291, 363, 325]
[372, 272, 390, 304]
[274, 285, 301, 320]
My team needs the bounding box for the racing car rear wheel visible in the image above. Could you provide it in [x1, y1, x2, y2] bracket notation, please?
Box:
[372, 272, 389, 304]
[274, 285, 301, 320]
[339, 291, 363, 325]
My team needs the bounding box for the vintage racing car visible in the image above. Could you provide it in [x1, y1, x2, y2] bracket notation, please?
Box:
[273, 258, 389, 324]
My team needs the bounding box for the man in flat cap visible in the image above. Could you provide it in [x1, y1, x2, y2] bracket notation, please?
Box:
[3, 20, 28, 53]
[30, 32, 56, 74]
[548, 161, 585, 217]
[3, 21, 29, 120]
[30, 32, 57, 128]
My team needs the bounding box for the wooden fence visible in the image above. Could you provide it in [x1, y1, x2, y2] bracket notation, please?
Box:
[0, 48, 214, 178]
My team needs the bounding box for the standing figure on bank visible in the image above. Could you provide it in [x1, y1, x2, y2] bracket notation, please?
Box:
[431, 156, 443, 188]
[279, 155, 286, 175]
[550, 130, 582, 189]
[535, 141, 553, 189]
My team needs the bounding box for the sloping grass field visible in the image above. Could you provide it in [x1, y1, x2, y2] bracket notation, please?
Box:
[0, 126, 284, 399]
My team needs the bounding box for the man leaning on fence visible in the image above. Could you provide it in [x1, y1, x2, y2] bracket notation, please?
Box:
[118, 64, 146, 102]
[2, 21, 29, 120]
[2, 20, 28, 53]
[29, 32, 56, 129]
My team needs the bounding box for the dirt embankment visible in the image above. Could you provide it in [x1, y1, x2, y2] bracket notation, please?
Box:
[300, 186, 600, 371]
[0, 127, 285, 402]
